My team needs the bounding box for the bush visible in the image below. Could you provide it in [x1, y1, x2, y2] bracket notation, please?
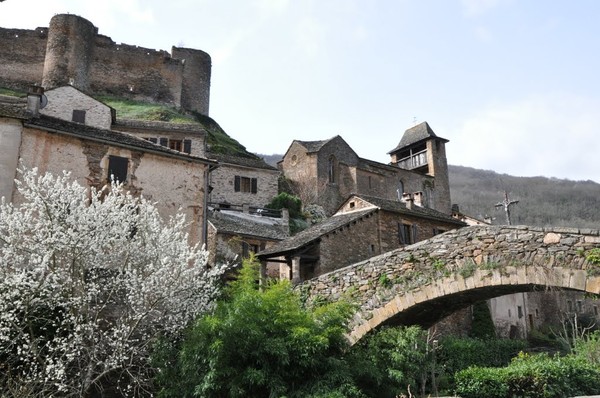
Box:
[348, 326, 433, 398]
[267, 192, 303, 219]
[454, 352, 600, 398]
[470, 301, 496, 339]
[438, 336, 527, 385]
[454, 366, 508, 398]
[154, 257, 357, 398]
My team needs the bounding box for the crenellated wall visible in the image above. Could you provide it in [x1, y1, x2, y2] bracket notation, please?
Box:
[0, 14, 211, 115]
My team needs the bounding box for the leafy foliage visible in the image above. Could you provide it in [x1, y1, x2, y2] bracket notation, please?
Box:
[267, 192, 303, 219]
[155, 257, 356, 398]
[0, 167, 224, 397]
[437, 336, 528, 387]
[470, 301, 496, 339]
[454, 351, 600, 398]
[348, 326, 434, 397]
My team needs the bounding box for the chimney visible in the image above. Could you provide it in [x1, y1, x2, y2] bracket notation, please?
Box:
[413, 191, 423, 207]
[401, 193, 414, 210]
[26, 85, 44, 117]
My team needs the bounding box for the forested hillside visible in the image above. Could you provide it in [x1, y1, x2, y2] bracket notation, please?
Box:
[449, 165, 600, 228]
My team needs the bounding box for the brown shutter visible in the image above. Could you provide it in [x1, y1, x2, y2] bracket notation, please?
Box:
[234, 176, 241, 192]
[251, 178, 258, 194]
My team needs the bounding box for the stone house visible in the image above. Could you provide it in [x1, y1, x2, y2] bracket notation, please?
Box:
[278, 122, 452, 216]
[206, 206, 289, 267]
[0, 88, 216, 245]
[257, 194, 465, 283]
[206, 152, 279, 209]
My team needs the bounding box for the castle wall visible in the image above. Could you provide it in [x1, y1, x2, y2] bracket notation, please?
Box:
[0, 14, 211, 115]
[0, 28, 48, 90]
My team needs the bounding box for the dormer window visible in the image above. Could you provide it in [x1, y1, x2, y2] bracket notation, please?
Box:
[72, 109, 86, 124]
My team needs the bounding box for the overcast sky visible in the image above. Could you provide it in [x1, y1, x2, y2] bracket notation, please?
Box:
[1, 0, 599, 182]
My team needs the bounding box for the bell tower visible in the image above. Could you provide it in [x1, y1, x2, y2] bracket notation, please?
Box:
[388, 122, 452, 214]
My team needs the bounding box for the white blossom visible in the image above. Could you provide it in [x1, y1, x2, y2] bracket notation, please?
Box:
[0, 166, 226, 396]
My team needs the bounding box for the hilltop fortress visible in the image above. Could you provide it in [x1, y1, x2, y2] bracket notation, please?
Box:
[0, 13, 211, 115]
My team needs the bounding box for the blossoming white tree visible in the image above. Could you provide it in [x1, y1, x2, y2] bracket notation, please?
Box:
[0, 167, 224, 397]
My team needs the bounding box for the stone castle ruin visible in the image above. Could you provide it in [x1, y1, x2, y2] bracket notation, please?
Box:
[0, 14, 211, 115]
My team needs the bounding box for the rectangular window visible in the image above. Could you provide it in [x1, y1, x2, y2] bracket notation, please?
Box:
[517, 306, 523, 319]
[567, 300, 573, 312]
[159, 137, 168, 147]
[169, 139, 182, 152]
[577, 300, 583, 313]
[234, 176, 258, 194]
[72, 109, 86, 124]
[144, 137, 158, 144]
[107, 155, 128, 183]
[183, 139, 192, 154]
[242, 242, 259, 258]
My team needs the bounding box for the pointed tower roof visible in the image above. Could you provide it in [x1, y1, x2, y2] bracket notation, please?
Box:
[388, 121, 448, 154]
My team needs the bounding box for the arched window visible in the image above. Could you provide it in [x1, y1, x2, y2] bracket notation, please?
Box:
[328, 155, 336, 184]
[397, 179, 404, 200]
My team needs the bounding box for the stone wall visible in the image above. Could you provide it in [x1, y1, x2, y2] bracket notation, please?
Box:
[41, 86, 113, 129]
[209, 163, 279, 208]
[0, 117, 24, 201]
[0, 28, 47, 90]
[0, 14, 211, 115]
[318, 211, 380, 275]
[16, 125, 209, 245]
[113, 120, 207, 158]
[297, 225, 600, 343]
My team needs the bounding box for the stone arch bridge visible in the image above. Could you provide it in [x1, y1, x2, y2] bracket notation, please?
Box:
[298, 225, 600, 344]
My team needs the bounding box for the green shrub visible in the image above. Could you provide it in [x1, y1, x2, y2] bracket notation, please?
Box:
[438, 336, 527, 378]
[454, 366, 508, 398]
[470, 301, 496, 339]
[454, 352, 600, 398]
[267, 192, 303, 219]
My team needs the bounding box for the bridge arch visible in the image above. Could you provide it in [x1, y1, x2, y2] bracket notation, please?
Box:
[298, 225, 600, 344]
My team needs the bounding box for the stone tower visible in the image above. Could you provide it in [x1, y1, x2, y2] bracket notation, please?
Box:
[388, 122, 452, 214]
[42, 14, 97, 92]
[172, 47, 212, 116]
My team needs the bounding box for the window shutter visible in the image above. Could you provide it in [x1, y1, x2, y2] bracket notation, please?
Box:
[234, 175, 241, 192]
[398, 222, 406, 244]
[412, 224, 418, 243]
[72, 109, 86, 124]
[159, 137, 168, 147]
[251, 178, 258, 194]
[183, 139, 192, 154]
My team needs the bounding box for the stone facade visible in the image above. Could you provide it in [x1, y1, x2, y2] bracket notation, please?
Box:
[297, 225, 600, 343]
[114, 120, 207, 158]
[279, 123, 450, 216]
[0, 97, 215, 246]
[258, 194, 465, 283]
[208, 154, 280, 208]
[0, 14, 211, 115]
[41, 86, 114, 130]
